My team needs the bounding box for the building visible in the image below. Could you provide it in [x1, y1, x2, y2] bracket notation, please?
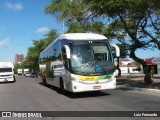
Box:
[15, 54, 24, 64]
[119, 58, 140, 74]
[144, 57, 160, 74]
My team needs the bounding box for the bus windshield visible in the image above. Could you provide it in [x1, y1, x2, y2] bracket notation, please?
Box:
[0, 68, 12, 72]
[69, 40, 115, 75]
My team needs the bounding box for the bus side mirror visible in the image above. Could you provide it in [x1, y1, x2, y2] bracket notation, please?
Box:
[111, 44, 121, 76]
[62, 45, 70, 70]
[64, 45, 71, 59]
[111, 44, 120, 58]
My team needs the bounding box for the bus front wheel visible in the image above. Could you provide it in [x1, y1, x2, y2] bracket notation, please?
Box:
[60, 78, 66, 95]
[42, 76, 47, 86]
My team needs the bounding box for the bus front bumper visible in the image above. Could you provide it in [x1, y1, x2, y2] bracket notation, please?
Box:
[71, 78, 116, 92]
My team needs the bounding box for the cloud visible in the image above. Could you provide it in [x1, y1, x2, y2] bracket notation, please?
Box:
[36, 27, 49, 34]
[0, 38, 10, 47]
[5, 2, 23, 11]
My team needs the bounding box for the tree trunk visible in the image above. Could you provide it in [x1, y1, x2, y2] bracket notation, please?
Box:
[117, 57, 121, 76]
[118, 67, 121, 76]
[130, 51, 153, 84]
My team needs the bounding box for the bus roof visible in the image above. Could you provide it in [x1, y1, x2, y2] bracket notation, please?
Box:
[59, 33, 107, 40]
[40, 33, 108, 54]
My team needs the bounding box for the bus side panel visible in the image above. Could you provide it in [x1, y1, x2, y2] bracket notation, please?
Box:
[46, 60, 64, 88]
[61, 70, 72, 92]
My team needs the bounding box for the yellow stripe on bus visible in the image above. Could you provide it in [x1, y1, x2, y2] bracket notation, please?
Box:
[79, 76, 99, 81]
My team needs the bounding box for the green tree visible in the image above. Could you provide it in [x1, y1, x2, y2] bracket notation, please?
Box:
[25, 39, 45, 71]
[116, 43, 129, 58]
[45, 0, 106, 33]
[25, 29, 59, 71]
[44, 29, 59, 47]
[14, 63, 24, 74]
[45, 0, 160, 84]
[84, 0, 160, 84]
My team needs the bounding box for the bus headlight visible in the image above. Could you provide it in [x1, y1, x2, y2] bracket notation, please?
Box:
[71, 76, 79, 82]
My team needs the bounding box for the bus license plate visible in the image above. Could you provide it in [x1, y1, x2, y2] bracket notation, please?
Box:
[93, 86, 101, 89]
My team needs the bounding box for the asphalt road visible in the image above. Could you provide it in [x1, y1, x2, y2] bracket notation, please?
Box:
[0, 75, 159, 120]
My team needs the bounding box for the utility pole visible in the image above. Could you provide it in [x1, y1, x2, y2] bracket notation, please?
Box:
[62, 20, 65, 33]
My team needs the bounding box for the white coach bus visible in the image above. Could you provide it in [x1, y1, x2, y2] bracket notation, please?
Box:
[39, 33, 120, 93]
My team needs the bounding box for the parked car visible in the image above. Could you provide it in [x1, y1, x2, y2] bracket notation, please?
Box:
[24, 72, 31, 77]
[31, 72, 38, 78]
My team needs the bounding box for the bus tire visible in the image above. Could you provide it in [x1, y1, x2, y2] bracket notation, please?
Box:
[60, 78, 66, 95]
[43, 76, 47, 86]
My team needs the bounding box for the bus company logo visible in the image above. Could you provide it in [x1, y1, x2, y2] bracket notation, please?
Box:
[2, 112, 11, 117]
[95, 80, 99, 84]
[1, 112, 42, 118]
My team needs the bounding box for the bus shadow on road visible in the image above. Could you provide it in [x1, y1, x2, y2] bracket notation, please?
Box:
[39, 82, 111, 98]
[65, 91, 111, 99]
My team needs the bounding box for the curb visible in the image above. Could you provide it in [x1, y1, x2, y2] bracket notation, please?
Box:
[116, 85, 160, 93]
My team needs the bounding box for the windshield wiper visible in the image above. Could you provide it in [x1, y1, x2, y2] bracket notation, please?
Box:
[74, 71, 102, 76]
[89, 72, 102, 76]
[73, 71, 88, 75]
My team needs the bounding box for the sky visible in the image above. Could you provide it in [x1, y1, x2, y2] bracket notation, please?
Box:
[0, 0, 64, 62]
[0, 0, 159, 62]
